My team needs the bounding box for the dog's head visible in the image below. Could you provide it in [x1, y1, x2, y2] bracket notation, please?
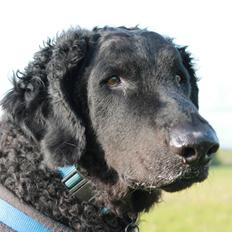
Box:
[87, 28, 219, 191]
[2, 27, 219, 213]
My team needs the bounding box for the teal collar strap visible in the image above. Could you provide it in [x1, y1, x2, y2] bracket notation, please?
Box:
[58, 165, 110, 215]
[57, 165, 93, 202]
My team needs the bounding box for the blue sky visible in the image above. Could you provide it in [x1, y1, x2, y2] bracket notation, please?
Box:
[0, 0, 231, 148]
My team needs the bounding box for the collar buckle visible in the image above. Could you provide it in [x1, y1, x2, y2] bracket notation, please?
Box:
[58, 165, 92, 201]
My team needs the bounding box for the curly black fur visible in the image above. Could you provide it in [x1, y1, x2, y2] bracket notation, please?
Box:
[0, 26, 218, 231]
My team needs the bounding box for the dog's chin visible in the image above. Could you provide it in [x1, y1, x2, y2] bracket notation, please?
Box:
[161, 168, 209, 192]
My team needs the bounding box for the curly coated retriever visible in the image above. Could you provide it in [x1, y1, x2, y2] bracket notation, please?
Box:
[0, 26, 219, 231]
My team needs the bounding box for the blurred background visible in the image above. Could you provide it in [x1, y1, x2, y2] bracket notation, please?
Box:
[0, 0, 231, 231]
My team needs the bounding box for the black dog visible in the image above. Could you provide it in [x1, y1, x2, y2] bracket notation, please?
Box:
[0, 27, 219, 231]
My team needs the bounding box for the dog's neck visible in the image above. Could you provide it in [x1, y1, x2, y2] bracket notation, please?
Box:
[0, 118, 140, 231]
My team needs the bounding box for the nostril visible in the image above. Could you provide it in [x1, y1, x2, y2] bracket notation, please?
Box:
[181, 147, 195, 158]
[207, 144, 219, 157]
[201, 143, 219, 165]
[181, 147, 197, 163]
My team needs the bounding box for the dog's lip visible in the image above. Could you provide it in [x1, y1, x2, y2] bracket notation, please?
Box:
[161, 180, 195, 192]
[125, 164, 209, 192]
[161, 167, 209, 192]
[161, 175, 206, 192]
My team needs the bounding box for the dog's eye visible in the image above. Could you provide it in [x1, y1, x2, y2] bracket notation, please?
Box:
[106, 76, 121, 87]
[175, 74, 184, 85]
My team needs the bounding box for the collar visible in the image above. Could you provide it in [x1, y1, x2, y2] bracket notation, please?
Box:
[58, 165, 139, 231]
[0, 198, 51, 232]
[58, 165, 111, 215]
[57, 165, 93, 202]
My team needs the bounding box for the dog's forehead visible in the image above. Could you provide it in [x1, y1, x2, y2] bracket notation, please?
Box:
[97, 29, 178, 63]
[98, 32, 138, 55]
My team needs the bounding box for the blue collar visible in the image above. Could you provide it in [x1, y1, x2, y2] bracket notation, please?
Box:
[0, 166, 83, 232]
[0, 198, 51, 232]
[0, 166, 87, 232]
[0, 165, 110, 232]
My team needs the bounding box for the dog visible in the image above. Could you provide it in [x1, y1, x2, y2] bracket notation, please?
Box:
[0, 26, 219, 231]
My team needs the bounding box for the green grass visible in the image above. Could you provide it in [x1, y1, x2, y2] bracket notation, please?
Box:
[139, 150, 232, 232]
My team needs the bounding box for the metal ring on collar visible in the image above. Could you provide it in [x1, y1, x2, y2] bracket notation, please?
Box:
[125, 222, 140, 232]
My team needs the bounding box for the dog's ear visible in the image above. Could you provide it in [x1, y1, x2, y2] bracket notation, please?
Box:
[1, 44, 52, 141]
[42, 30, 91, 168]
[177, 46, 199, 108]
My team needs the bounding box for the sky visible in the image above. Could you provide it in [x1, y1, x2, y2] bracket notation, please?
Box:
[0, 0, 231, 148]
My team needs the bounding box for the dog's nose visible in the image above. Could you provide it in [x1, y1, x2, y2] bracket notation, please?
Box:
[169, 122, 219, 164]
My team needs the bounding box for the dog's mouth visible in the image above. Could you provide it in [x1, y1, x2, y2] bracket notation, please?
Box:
[161, 171, 208, 192]
[126, 164, 209, 193]
[160, 165, 209, 192]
